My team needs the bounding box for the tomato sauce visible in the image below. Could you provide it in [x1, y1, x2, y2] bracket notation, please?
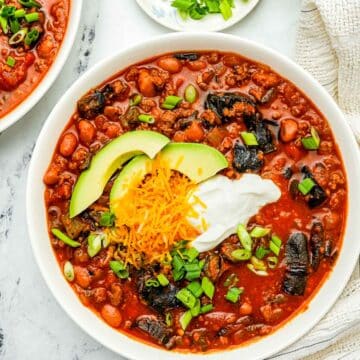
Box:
[44, 51, 347, 352]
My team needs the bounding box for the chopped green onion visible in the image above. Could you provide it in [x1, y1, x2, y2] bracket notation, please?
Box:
[25, 12, 39, 22]
[6, 56, 16, 67]
[99, 211, 115, 227]
[298, 177, 316, 195]
[271, 235, 282, 248]
[145, 278, 160, 287]
[182, 247, 199, 262]
[14, 9, 26, 18]
[219, 0, 232, 20]
[201, 276, 215, 299]
[247, 264, 269, 276]
[51, 228, 81, 248]
[301, 127, 321, 150]
[231, 248, 252, 261]
[87, 233, 103, 257]
[241, 131, 258, 146]
[184, 84, 197, 103]
[184, 263, 200, 272]
[138, 114, 155, 124]
[171, 0, 193, 11]
[172, 254, 184, 271]
[63, 261, 75, 282]
[187, 281, 203, 298]
[269, 241, 280, 256]
[176, 288, 197, 309]
[9, 28, 28, 45]
[24, 28, 39, 46]
[161, 95, 182, 110]
[9, 18, 20, 34]
[0, 16, 8, 34]
[223, 273, 238, 287]
[205, 0, 220, 13]
[198, 259, 205, 269]
[268, 256, 278, 269]
[102, 234, 110, 248]
[225, 287, 243, 303]
[172, 268, 185, 281]
[109, 260, 129, 279]
[250, 256, 267, 271]
[165, 312, 173, 327]
[189, 6, 207, 20]
[237, 224, 252, 251]
[179, 310, 192, 330]
[18, 0, 42, 8]
[185, 269, 201, 281]
[255, 246, 270, 260]
[250, 226, 271, 238]
[200, 303, 214, 314]
[157, 273, 169, 286]
[190, 299, 201, 316]
[130, 94, 142, 106]
[1, 6, 16, 18]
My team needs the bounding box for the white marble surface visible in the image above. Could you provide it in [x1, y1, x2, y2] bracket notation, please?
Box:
[2, 0, 353, 359]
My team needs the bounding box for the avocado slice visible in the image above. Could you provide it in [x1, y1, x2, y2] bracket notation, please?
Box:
[69, 131, 170, 218]
[158, 143, 228, 183]
[110, 142, 228, 206]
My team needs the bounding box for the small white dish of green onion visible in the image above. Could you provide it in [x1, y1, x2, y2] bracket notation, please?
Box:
[135, 0, 260, 32]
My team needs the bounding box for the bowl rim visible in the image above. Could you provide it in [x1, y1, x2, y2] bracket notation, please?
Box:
[0, 0, 83, 133]
[26, 32, 360, 360]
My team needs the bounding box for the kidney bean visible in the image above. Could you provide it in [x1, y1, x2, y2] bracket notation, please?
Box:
[59, 133, 78, 157]
[157, 57, 182, 73]
[78, 120, 96, 145]
[74, 266, 92, 288]
[101, 304, 122, 328]
[280, 119, 298, 142]
[186, 60, 207, 71]
[43, 166, 59, 185]
[138, 69, 156, 97]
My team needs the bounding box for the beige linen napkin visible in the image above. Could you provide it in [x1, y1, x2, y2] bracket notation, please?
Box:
[271, 1, 360, 359]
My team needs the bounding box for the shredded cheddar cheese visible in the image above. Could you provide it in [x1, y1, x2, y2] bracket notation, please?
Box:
[107, 159, 204, 268]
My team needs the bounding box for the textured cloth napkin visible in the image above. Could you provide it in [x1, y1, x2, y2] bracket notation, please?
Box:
[271, 0, 360, 359]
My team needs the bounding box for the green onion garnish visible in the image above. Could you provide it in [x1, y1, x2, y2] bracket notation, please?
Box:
[231, 248, 252, 261]
[14, 9, 26, 18]
[184, 84, 197, 103]
[182, 247, 199, 262]
[270, 235, 282, 256]
[223, 273, 238, 287]
[237, 224, 252, 251]
[301, 127, 321, 150]
[63, 261, 75, 282]
[298, 177, 316, 195]
[185, 269, 201, 281]
[190, 299, 201, 316]
[24, 28, 40, 46]
[109, 260, 129, 279]
[6, 56, 16, 67]
[201, 276, 215, 299]
[250, 256, 267, 271]
[268, 256, 278, 269]
[138, 114, 155, 124]
[87, 233, 103, 258]
[241, 131, 258, 146]
[0, 16, 8, 34]
[51, 228, 81, 248]
[18, 0, 42, 8]
[255, 246, 270, 260]
[219, 0, 233, 20]
[225, 287, 243, 303]
[9, 28, 28, 45]
[157, 273, 169, 286]
[161, 95, 182, 110]
[1, 6, 16, 18]
[172, 254, 184, 271]
[179, 310, 192, 330]
[130, 94, 142, 106]
[25, 12, 39, 23]
[172, 268, 185, 281]
[9, 18, 20, 33]
[200, 303, 214, 314]
[247, 264, 269, 277]
[176, 288, 197, 309]
[187, 281, 203, 298]
[145, 278, 160, 287]
[250, 226, 271, 238]
[271, 235, 282, 248]
[165, 312, 173, 327]
[99, 211, 115, 227]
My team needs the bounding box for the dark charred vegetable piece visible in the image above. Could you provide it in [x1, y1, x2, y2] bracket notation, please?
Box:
[205, 92, 256, 123]
[283, 167, 293, 179]
[233, 143, 263, 173]
[324, 238, 333, 258]
[301, 166, 327, 208]
[135, 315, 173, 345]
[282, 232, 309, 296]
[138, 274, 180, 312]
[244, 114, 276, 153]
[77, 91, 105, 119]
[61, 214, 90, 239]
[119, 106, 140, 128]
[260, 88, 276, 104]
[174, 53, 199, 61]
[218, 316, 252, 336]
[220, 241, 240, 262]
[203, 254, 224, 282]
[289, 179, 300, 199]
[310, 222, 324, 271]
[102, 79, 129, 103]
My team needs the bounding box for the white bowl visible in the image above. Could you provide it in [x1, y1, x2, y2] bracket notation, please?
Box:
[0, 0, 83, 133]
[27, 33, 360, 360]
[136, 0, 260, 32]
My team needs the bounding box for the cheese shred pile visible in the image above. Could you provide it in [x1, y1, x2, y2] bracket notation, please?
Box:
[108, 159, 203, 268]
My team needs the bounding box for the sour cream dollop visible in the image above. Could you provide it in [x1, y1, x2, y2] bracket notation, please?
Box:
[189, 174, 281, 252]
